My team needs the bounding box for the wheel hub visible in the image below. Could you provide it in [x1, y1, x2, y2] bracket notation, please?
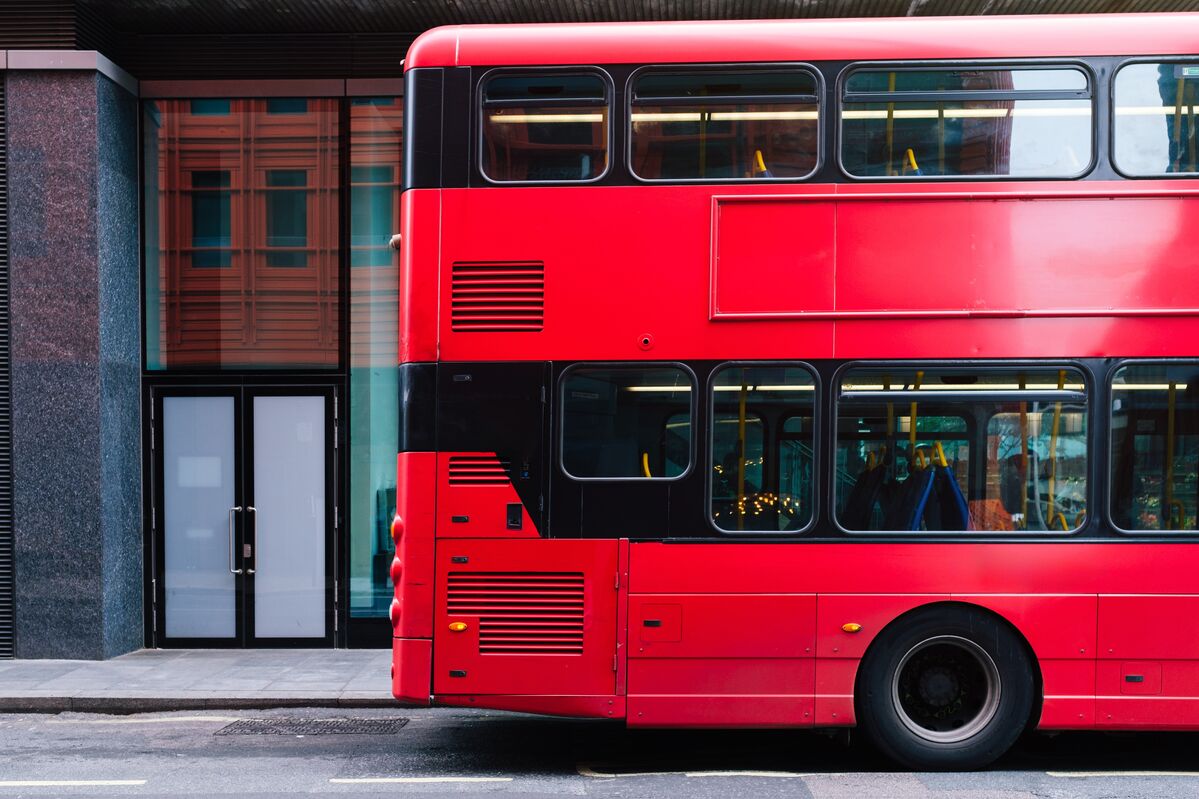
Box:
[918, 666, 959, 707]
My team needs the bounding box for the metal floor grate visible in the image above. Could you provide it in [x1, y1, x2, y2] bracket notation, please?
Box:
[215, 717, 409, 736]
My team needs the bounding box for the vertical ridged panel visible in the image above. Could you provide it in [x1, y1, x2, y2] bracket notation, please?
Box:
[0, 77, 13, 659]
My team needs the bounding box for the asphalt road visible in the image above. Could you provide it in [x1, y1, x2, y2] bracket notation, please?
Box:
[1, 707, 1198, 798]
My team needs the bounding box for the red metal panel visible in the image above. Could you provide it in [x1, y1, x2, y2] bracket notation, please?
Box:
[391, 451, 436, 640]
[434, 539, 619, 697]
[816, 594, 943, 659]
[628, 695, 813, 729]
[833, 193, 1199, 316]
[629, 543, 1199, 596]
[615, 539, 630, 697]
[392, 637, 432, 706]
[1040, 659, 1095, 729]
[436, 452, 539, 538]
[1099, 596, 1199, 660]
[407, 16, 1199, 69]
[712, 198, 834, 317]
[957, 594, 1097, 660]
[814, 658, 858, 727]
[435, 184, 1199, 363]
[399, 188, 439, 364]
[629, 594, 815, 659]
[630, 658, 811, 695]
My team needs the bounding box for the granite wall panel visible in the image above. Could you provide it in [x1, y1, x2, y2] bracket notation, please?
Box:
[8, 70, 140, 659]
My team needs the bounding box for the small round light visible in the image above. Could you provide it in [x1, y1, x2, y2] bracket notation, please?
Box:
[841, 622, 863, 633]
[448, 622, 468, 633]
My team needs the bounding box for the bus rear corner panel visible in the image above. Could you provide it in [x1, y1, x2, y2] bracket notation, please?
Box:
[426, 362, 627, 717]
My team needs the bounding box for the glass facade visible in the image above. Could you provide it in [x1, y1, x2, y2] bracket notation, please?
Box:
[144, 92, 403, 631]
[348, 97, 403, 618]
[143, 98, 341, 369]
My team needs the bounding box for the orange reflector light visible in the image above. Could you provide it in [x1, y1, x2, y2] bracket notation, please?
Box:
[841, 623, 863, 633]
[448, 622, 468, 632]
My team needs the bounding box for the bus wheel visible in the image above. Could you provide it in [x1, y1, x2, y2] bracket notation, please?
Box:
[856, 606, 1034, 770]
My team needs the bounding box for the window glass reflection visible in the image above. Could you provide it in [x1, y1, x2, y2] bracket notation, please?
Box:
[1114, 63, 1199, 176]
[710, 366, 815, 532]
[1111, 363, 1199, 530]
[144, 98, 340, 369]
[841, 68, 1092, 178]
[835, 367, 1088, 532]
[348, 97, 403, 619]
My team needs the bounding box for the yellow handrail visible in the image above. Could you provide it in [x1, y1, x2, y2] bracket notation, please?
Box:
[1047, 370, 1065, 526]
[1166, 381, 1178, 530]
[641, 452, 652, 478]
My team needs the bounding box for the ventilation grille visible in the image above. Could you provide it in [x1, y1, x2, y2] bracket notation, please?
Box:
[447, 572, 584, 655]
[0, 79, 13, 659]
[451, 261, 544, 332]
[447, 456, 511, 487]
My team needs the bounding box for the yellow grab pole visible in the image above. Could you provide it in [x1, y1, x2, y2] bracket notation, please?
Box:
[1047, 370, 1065, 526]
[737, 372, 748, 530]
[909, 371, 923, 466]
[1167, 381, 1178, 530]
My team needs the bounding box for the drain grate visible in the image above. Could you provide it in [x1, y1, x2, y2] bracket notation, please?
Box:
[216, 717, 409, 736]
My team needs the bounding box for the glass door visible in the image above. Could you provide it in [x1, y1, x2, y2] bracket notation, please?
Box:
[151, 385, 336, 647]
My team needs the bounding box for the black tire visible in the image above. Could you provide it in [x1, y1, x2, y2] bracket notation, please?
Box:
[855, 605, 1035, 771]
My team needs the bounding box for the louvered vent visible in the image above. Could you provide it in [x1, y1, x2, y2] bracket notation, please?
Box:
[451, 261, 544, 332]
[0, 79, 13, 659]
[448, 456, 511, 486]
[447, 572, 584, 654]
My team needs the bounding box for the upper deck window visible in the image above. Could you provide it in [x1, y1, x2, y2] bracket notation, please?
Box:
[629, 68, 819, 181]
[480, 72, 609, 182]
[840, 66, 1093, 179]
[1113, 62, 1199, 176]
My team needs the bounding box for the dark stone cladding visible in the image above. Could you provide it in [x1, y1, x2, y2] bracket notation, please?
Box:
[7, 70, 140, 659]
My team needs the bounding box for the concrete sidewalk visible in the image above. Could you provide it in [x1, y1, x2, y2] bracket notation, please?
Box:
[0, 649, 397, 713]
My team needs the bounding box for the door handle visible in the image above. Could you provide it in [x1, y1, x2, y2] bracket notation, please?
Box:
[246, 506, 258, 574]
[228, 506, 243, 574]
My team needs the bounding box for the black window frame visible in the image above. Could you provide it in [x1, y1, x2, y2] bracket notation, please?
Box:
[836, 60, 1098, 182]
[830, 359, 1093, 536]
[1110, 57, 1199, 179]
[477, 66, 615, 186]
[626, 62, 823, 184]
[1106, 358, 1199, 535]
[706, 360, 820, 536]
[557, 361, 698, 483]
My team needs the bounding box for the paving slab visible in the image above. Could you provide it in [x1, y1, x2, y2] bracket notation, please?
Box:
[0, 649, 397, 713]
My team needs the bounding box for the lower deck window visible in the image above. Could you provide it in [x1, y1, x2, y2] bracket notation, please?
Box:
[710, 365, 815, 532]
[1111, 363, 1199, 531]
[561, 366, 692, 479]
[836, 367, 1088, 532]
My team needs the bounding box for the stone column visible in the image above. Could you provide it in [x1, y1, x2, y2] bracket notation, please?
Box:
[6, 55, 141, 659]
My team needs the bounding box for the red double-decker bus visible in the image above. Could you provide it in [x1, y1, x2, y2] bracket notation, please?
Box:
[389, 14, 1199, 768]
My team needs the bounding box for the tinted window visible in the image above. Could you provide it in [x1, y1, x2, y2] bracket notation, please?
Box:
[190, 170, 231, 268]
[561, 367, 691, 479]
[1111, 363, 1199, 531]
[710, 365, 816, 532]
[1114, 62, 1199, 176]
[631, 69, 819, 180]
[841, 67, 1092, 178]
[481, 73, 608, 182]
[836, 367, 1087, 532]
